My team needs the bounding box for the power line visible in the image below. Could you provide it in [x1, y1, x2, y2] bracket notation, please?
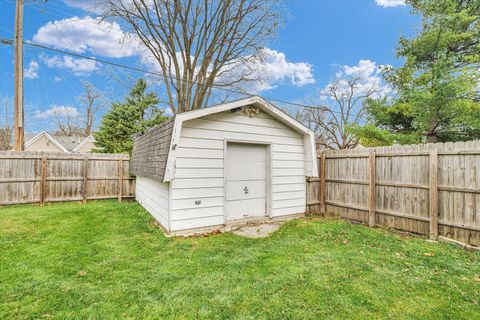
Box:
[30, 3, 313, 91]
[52, 21, 76, 50]
[5, 0, 364, 116]
[0, 35, 365, 119]
[4, 37, 252, 95]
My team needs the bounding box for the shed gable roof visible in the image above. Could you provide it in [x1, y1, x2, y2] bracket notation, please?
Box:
[130, 96, 318, 182]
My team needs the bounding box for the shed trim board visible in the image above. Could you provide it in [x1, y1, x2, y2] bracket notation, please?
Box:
[131, 96, 318, 234]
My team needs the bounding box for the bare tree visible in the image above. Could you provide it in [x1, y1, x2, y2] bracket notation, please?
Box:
[297, 77, 380, 150]
[105, 0, 281, 113]
[293, 106, 330, 151]
[50, 82, 104, 137]
[78, 80, 104, 136]
[0, 97, 13, 150]
[53, 109, 83, 136]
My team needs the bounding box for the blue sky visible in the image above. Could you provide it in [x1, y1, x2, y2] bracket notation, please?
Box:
[0, 0, 418, 133]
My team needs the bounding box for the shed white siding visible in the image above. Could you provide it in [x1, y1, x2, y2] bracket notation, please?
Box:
[169, 109, 306, 231]
[135, 177, 170, 229]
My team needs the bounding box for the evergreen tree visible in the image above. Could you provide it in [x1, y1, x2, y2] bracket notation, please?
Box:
[355, 0, 480, 145]
[94, 79, 167, 154]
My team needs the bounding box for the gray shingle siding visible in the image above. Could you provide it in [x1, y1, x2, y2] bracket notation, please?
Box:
[130, 116, 175, 182]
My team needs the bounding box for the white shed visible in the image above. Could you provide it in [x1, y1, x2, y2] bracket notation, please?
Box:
[130, 96, 318, 235]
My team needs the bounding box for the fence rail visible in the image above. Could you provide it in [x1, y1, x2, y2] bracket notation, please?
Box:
[306, 141, 480, 247]
[0, 151, 135, 206]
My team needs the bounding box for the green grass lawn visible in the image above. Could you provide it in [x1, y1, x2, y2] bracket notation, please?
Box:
[1, 201, 479, 319]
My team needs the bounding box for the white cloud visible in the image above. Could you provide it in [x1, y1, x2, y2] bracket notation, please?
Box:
[33, 16, 142, 59]
[41, 54, 96, 75]
[321, 60, 392, 100]
[258, 48, 315, 88]
[33, 16, 313, 92]
[35, 105, 79, 119]
[218, 48, 315, 93]
[375, 0, 406, 7]
[53, 76, 63, 82]
[24, 60, 39, 79]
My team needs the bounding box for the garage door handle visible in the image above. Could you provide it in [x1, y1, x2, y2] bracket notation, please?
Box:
[243, 186, 249, 194]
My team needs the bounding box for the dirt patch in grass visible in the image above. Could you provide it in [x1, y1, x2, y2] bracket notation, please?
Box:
[232, 222, 283, 238]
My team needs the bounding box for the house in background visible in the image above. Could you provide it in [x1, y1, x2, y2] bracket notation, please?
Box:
[24, 132, 96, 153]
[130, 96, 318, 235]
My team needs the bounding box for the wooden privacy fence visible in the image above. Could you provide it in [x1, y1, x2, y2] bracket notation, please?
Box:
[306, 141, 480, 247]
[0, 151, 135, 206]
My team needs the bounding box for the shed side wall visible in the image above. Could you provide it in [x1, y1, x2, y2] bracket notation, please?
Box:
[135, 176, 169, 230]
[170, 109, 306, 231]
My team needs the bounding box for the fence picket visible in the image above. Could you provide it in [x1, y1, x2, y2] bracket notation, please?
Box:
[309, 141, 480, 246]
[368, 151, 376, 227]
[429, 149, 438, 240]
[0, 151, 135, 206]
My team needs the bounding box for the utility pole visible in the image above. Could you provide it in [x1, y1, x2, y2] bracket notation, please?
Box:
[14, 0, 24, 151]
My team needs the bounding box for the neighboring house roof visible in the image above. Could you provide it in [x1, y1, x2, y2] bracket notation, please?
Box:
[24, 131, 95, 153]
[130, 96, 318, 183]
[72, 135, 95, 152]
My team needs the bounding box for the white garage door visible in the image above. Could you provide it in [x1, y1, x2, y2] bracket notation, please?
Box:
[225, 142, 267, 221]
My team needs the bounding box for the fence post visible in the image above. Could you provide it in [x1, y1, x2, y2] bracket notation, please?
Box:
[320, 154, 326, 213]
[82, 156, 88, 204]
[429, 149, 438, 240]
[118, 158, 123, 202]
[40, 155, 47, 205]
[368, 151, 376, 227]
